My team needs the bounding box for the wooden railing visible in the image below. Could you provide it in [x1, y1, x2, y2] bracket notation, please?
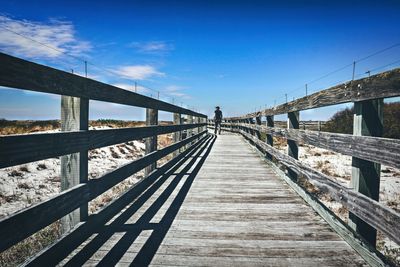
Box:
[0, 53, 208, 254]
[210, 68, 400, 266]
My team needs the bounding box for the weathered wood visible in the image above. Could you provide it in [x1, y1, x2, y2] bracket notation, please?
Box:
[266, 115, 274, 160]
[255, 115, 262, 141]
[287, 111, 299, 180]
[0, 52, 206, 118]
[227, 123, 400, 169]
[0, 184, 90, 253]
[349, 99, 383, 246]
[238, 129, 400, 245]
[145, 108, 158, 176]
[25, 134, 212, 266]
[263, 162, 388, 267]
[89, 131, 207, 197]
[0, 131, 207, 253]
[60, 96, 89, 233]
[0, 123, 206, 168]
[173, 113, 181, 157]
[30, 134, 367, 266]
[227, 68, 400, 120]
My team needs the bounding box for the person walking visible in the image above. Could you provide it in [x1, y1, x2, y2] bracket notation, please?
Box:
[214, 106, 223, 135]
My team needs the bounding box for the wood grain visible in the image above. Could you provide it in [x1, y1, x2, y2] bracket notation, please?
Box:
[228, 123, 400, 169]
[0, 131, 207, 253]
[226, 67, 400, 120]
[239, 129, 400, 245]
[0, 52, 206, 118]
[0, 123, 206, 168]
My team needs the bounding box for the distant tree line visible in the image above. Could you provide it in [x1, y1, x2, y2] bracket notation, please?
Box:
[324, 102, 400, 139]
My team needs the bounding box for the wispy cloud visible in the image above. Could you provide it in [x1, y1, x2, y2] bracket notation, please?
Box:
[0, 15, 91, 59]
[112, 83, 150, 94]
[112, 65, 165, 80]
[164, 85, 191, 99]
[129, 41, 173, 53]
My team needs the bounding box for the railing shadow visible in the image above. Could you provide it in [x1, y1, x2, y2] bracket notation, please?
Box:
[62, 134, 216, 266]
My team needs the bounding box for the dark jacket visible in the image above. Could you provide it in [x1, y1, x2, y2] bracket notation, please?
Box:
[214, 110, 222, 122]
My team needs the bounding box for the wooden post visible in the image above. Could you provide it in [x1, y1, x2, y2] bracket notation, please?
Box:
[187, 115, 193, 146]
[266, 115, 274, 160]
[250, 118, 256, 136]
[60, 96, 88, 233]
[349, 99, 383, 247]
[145, 108, 158, 176]
[318, 121, 321, 131]
[255, 116, 262, 140]
[173, 113, 181, 157]
[196, 117, 201, 139]
[287, 111, 299, 180]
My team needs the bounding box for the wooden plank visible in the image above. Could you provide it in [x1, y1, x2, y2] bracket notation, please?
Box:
[226, 68, 400, 119]
[89, 131, 207, 197]
[267, 160, 389, 267]
[0, 184, 90, 252]
[238, 129, 400, 245]
[0, 123, 206, 168]
[60, 95, 89, 233]
[24, 134, 370, 266]
[0, 132, 207, 253]
[0, 52, 206, 118]
[228, 123, 400, 169]
[145, 108, 158, 176]
[150, 254, 367, 267]
[24, 134, 212, 266]
[349, 99, 383, 246]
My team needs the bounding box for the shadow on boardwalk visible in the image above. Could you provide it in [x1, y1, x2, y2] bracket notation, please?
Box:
[60, 134, 216, 266]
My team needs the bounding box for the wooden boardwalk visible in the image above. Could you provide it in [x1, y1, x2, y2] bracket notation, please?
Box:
[59, 133, 367, 266]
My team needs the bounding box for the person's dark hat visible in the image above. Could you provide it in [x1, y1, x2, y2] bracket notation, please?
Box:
[215, 106, 220, 109]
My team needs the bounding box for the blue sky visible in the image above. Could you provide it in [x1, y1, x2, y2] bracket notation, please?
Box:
[1, 0, 400, 121]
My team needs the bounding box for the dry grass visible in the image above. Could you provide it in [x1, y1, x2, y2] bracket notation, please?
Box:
[0, 222, 61, 267]
[36, 163, 47, 170]
[273, 136, 286, 148]
[8, 170, 23, 177]
[158, 134, 173, 149]
[19, 166, 30, 173]
[0, 119, 174, 136]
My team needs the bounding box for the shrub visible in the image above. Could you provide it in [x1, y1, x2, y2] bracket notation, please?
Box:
[324, 102, 400, 139]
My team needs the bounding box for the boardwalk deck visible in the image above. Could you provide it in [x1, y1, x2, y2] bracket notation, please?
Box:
[58, 133, 367, 267]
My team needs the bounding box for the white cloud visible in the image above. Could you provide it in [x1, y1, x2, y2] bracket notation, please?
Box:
[164, 85, 191, 99]
[112, 83, 149, 94]
[0, 15, 91, 59]
[112, 65, 165, 80]
[129, 41, 173, 53]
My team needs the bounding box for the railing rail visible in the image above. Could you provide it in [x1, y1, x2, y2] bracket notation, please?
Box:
[0, 53, 208, 254]
[210, 67, 400, 266]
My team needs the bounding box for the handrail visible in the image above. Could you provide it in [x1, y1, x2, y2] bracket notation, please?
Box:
[0, 131, 207, 252]
[211, 67, 400, 266]
[0, 52, 206, 118]
[0, 123, 206, 168]
[0, 53, 209, 255]
[226, 68, 400, 120]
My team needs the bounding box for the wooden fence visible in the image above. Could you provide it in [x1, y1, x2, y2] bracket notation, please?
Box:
[210, 68, 400, 265]
[0, 52, 208, 253]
